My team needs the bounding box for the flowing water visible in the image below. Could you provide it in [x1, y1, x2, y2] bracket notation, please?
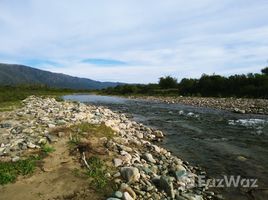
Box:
[63, 94, 268, 200]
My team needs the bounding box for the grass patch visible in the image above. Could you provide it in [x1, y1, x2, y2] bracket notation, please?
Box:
[68, 134, 81, 149]
[0, 156, 39, 185]
[41, 144, 56, 155]
[72, 122, 115, 139]
[85, 156, 109, 189]
[0, 101, 22, 112]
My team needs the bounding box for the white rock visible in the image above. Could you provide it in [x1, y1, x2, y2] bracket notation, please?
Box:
[136, 132, 143, 139]
[122, 192, 134, 200]
[143, 153, 156, 163]
[113, 158, 123, 167]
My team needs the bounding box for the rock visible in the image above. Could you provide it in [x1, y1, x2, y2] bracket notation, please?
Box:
[234, 108, 246, 114]
[119, 145, 133, 152]
[143, 153, 156, 163]
[154, 130, 164, 138]
[237, 155, 247, 161]
[120, 183, 136, 199]
[27, 142, 36, 149]
[120, 167, 140, 183]
[0, 123, 12, 128]
[152, 145, 161, 153]
[45, 134, 58, 143]
[136, 132, 143, 139]
[113, 158, 123, 167]
[11, 156, 20, 162]
[107, 198, 121, 200]
[114, 191, 123, 198]
[187, 112, 195, 117]
[113, 137, 128, 145]
[38, 138, 47, 145]
[171, 165, 187, 180]
[120, 151, 132, 164]
[48, 124, 56, 128]
[122, 192, 134, 200]
[159, 176, 175, 199]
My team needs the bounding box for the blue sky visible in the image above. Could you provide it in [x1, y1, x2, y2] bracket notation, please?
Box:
[0, 0, 268, 83]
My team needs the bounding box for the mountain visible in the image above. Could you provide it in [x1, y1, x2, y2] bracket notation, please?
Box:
[0, 63, 121, 89]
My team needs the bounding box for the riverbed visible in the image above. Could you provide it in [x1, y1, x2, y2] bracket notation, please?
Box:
[63, 94, 268, 200]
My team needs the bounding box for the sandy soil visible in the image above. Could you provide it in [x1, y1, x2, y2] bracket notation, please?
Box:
[0, 138, 102, 200]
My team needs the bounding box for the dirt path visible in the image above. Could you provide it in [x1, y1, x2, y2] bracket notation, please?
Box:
[0, 138, 101, 200]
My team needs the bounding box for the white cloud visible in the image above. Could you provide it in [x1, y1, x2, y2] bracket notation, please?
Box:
[0, 0, 268, 83]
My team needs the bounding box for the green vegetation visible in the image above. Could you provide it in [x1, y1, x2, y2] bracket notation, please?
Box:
[41, 144, 56, 155]
[73, 122, 114, 139]
[0, 84, 87, 103]
[262, 67, 268, 75]
[159, 76, 178, 89]
[0, 157, 38, 185]
[100, 67, 268, 98]
[0, 84, 92, 111]
[85, 156, 109, 189]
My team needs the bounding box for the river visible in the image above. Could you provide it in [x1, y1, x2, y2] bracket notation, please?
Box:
[63, 94, 268, 200]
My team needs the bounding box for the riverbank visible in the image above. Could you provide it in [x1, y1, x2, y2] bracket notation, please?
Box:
[127, 96, 268, 115]
[0, 96, 220, 200]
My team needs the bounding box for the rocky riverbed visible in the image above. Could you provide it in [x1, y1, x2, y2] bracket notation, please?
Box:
[0, 96, 221, 200]
[128, 96, 268, 115]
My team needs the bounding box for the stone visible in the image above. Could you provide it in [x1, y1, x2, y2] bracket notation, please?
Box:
[113, 137, 128, 145]
[45, 134, 58, 143]
[120, 167, 140, 183]
[114, 191, 123, 198]
[120, 151, 132, 164]
[0, 123, 12, 128]
[113, 158, 123, 167]
[143, 153, 156, 163]
[171, 165, 187, 180]
[107, 198, 121, 200]
[136, 132, 143, 139]
[27, 142, 36, 149]
[38, 138, 47, 145]
[120, 183, 136, 199]
[122, 192, 134, 200]
[152, 145, 161, 153]
[234, 108, 246, 114]
[159, 176, 175, 199]
[11, 156, 20, 162]
[179, 110, 184, 115]
[237, 155, 247, 161]
[154, 130, 164, 138]
[187, 112, 195, 117]
[48, 124, 56, 128]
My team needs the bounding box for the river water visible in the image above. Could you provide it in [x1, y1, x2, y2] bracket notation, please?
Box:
[63, 94, 268, 200]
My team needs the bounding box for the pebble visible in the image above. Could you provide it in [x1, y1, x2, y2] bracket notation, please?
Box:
[113, 158, 123, 167]
[122, 192, 134, 200]
[143, 153, 156, 163]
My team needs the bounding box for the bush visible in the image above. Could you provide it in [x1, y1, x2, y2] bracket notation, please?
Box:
[159, 76, 178, 89]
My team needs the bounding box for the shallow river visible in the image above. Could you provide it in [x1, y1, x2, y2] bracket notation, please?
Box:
[63, 94, 268, 200]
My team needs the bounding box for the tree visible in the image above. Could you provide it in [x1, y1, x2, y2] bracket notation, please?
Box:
[159, 76, 178, 89]
[261, 67, 268, 75]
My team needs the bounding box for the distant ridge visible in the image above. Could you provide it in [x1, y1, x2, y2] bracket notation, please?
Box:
[0, 63, 121, 89]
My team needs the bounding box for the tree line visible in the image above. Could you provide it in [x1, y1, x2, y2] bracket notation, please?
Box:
[101, 67, 268, 98]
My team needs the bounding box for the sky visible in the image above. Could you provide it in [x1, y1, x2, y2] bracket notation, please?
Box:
[0, 0, 268, 83]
